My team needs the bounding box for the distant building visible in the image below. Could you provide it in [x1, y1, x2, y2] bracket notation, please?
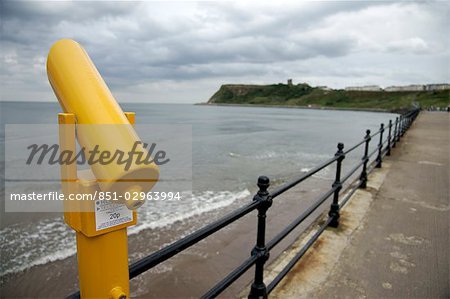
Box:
[385, 85, 425, 92]
[425, 84, 450, 91]
[287, 79, 293, 86]
[345, 85, 382, 91]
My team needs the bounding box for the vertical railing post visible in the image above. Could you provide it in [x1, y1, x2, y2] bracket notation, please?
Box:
[386, 119, 392, 156]
[404, 114, 408, 132]
[397, 115, 402, 141]
[392, 117, 398, 148]
[329, 142, 344, 228]
[400, 114, 406, 137]
[359, 130, 371, 189]
[407, 115, 410, 130]
[248, 176, 272, 299]
[404, 114, 408, 131]
[376, 123, 384, 168]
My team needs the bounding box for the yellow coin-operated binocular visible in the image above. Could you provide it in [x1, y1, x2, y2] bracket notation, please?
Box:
[47, 39, 159, 298]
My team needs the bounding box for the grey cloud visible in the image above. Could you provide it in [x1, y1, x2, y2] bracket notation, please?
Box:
[1, 1, 136, 22]
[1, 1, 448, 102]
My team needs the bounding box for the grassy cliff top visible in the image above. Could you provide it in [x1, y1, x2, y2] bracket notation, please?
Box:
[207, 83, 449, 112]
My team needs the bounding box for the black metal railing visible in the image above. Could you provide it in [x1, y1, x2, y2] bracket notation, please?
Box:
[68, 108, 420, 299]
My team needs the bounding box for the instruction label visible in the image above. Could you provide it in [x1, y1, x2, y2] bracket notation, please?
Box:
[95, 200, 133, 231]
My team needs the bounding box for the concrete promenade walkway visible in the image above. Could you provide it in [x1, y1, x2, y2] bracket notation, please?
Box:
[270, 112, 449, 298]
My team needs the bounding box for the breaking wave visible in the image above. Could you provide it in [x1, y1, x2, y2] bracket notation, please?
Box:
[0, 189, 250, 276]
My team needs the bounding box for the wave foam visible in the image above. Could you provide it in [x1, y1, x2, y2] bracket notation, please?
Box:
[0, 189, 250, 277]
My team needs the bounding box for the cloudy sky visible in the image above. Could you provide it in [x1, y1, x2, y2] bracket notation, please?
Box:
[1, 1, 449, 103]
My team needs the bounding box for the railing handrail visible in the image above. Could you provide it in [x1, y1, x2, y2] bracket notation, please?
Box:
[129, 199, 260, 278]
[269, 155, 338, 198]
[67, 108, 420, 299]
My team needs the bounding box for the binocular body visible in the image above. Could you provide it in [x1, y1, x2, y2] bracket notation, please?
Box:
[47, 39, 159, 208]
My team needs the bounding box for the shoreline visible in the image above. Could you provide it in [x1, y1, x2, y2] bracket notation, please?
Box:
[195, 102, 396, 114]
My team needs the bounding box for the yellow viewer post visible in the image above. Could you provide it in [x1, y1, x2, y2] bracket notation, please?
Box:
[48, 39, 159, 298]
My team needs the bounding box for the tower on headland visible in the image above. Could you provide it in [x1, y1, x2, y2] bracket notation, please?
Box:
[287, 79, 293, 86]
